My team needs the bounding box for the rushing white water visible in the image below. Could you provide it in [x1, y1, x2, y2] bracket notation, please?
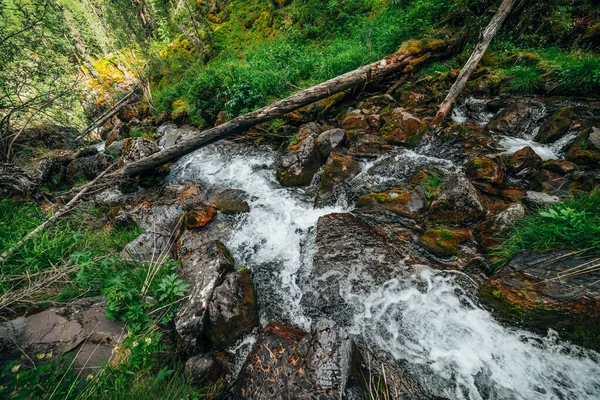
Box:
[168, 142, 600, 399]
[497, 131, 578, 161]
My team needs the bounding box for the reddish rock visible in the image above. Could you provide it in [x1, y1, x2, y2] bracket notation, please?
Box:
[379, 107, 427, 147]
[466, 157, 503, 188]
[315, 153, 361, 207]
[505, 147, 542, 175]
[356, 186, 425, 219]
[541, 160, 578, 175]
[419, 228, 472, 256]
[185, 206, 216, 229]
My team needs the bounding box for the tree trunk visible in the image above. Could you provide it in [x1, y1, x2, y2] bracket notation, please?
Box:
[0, 164, 36, 195]
[431, 0, 515, 126]
[111, 39, 445, 178]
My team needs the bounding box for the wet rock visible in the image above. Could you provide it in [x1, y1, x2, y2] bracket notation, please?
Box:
[466, 157, 503, 184]
[121, 205, 184, 262]
[175, 240, 234, 354]
[301, 213, 409, 323]
[505, 146, 542, 175]
[566, 127, 600, 166]
[523, 190, 560, 207]
[530, 169, 569, 194]
[211, 199, 250, 214]
[535, 106, 574, 144]
[342, 109, 372, 132]
[73, 146, 98, 159]
[479, 203, 526, 249]
[185, 205, 216, 229]
[379, 107, 427, 147]
[419, 227, 472, 256]
[486, 102, 535, 136]
[314, 153, 361, 207]
[208, 269, 258, 349]
[0, 297, 125, 373]
[120, 137, 160, 166]
[66, 153, 114, 182]
[356, 186, 425, 219]
[317, 128, 346, 157]
[480, 250, 600, 351]
[185, 353, 224, 382]
[234, 320, 357, 399]
[347, 132, 387, 157]
[276, 125, 322, 187]
[428, 175, 487, 224]
[105, 139, 125, 156]
[541, 159, 578, 175]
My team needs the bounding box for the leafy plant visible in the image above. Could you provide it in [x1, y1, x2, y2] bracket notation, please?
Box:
[505, 66, 542, 93]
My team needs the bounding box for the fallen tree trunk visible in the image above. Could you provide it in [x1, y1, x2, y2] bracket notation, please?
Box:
[431, 0, 515, 126]
[111, 39, 445, 179]
[0, 164, 36, 195]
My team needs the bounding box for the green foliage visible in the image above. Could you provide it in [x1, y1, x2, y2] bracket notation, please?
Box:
[553, 53, 600, 92]
[492, 190, 600, 267]
[424, 173, 442, 199]
[505, 66, 542, 93]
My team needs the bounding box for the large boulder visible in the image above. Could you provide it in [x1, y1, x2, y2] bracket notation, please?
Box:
[486, 102, 536, 136]
[121, 205, 183, 263]
[480, 250, 600, 351]
[428, 175, 487, 224]
[317, 128, 345, 157]
[504, 146, 542, 175]
[566, 127, 600, 166]
[535, 106, 574, 144]
[379, 107, 427, 147]
[66, 153, 114, 182]
[314, 153, 361, 207]
[233, 320, 358, 399]
[465, 157, 504, 187]
[0, 297, 125, 373]
[276, 123, 322, 186]
[175, 239, 234, 354]
[120, 137, 160, 166]
[300, 213, 410, 324]
[207, 269, 258, 349]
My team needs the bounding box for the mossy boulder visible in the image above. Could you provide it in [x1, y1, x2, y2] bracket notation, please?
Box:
[185, 206, 216, 229]
[208, 269, 258, 349]
[276, 125, 322, 186]
[535, 106, 574, 144]
[566, 127, 600, 166]
[486, 102, 535, 136]
[541, 159, 578, 175]
[480, 250, 600, 351]
[428, 175, 487, 224]
[419, 227, 472, 256]
[478, 203, 525, 250]
[314, 153, 361, 207]
[466, 157, 503, 184]
[379, 107, 427, 147]
[356, 186, 425, 219]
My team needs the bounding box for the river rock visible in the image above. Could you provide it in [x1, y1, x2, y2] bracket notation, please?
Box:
[276, 125, 322, 186]
[66, 153, 114, 182]
[428, 175, 487, 224]
[505, 146, 542, 175]
[466, 157, 503, 184]
[419, 227, 472, 256]
[535, 106, 574, 144]
[207, 269, 258, 349]
[121, 204, 183, 262]
[530, 169, 569, 195]
[480, 250, 600, 351]
[301, 213, 409, 324]
[355, 186, 425, 219]
[211, 199, 250, 214]
[175, 239, 234, 354]
[73, 146, 98, 159]
[105, 139, 125, 156]
[523, 190, 560, 207]
[541, 159, 578, 175]
[566, 127, 600, 166]
[379, 107, 427, 147]
[317, 128, 346, 157]
[486, 102, 536, 136]
[185, 205, 216, 229]
[185, 353, 225, 382]
[233, 320, 358, 399]
[120, 137, 160, 166]
[315, 153, 361, 207]
[0, 297, 125, 373]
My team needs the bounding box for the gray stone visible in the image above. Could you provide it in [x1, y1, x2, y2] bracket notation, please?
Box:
[105, 139, 125, 156]
[317, 128, 346, 156]
[175, 240, 234, 354]
[524, 190, 560, 207]
[66, 153, 114, 181]
[493, 203, 525, 235]
[185, 354, 224, 382]
[276, 124, 322, 186]
[120, 137, 160, 166]
[486, 102, 537, 136]
[428, 175, 487, 224]
[588, 127, 600, 149]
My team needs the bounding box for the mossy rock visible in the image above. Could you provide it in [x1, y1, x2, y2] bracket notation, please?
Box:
[419, 228, 471, 256]
[314, 153, 361, 207]
[356, 186, 425, 218]
[379, 108, 427, 147]
[185, 206, 216, 229]
[212, 199, 250, 214]
[565, 127, 600, 166]
[535, 107, 574, 144]
[466, 157, 503, 184]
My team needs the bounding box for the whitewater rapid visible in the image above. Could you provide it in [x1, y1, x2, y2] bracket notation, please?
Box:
[167, 142, 600, 399]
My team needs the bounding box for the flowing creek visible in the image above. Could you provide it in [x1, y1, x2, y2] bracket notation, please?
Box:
[162, 95, 600, 399]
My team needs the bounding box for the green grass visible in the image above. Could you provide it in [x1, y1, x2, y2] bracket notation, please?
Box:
[505, 66, 542, 93]
[424, 173, 442, 199]
[492, 190, 600, 268]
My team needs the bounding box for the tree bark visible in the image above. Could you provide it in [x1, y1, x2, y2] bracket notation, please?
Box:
[431, 0, 515, 126]
[111, 39, 445, 178]
[0, 164, 36, 195]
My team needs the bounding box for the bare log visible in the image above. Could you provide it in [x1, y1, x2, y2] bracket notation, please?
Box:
[111, 39, 445, 178]
[0, 162, 118, 265]
[431, 0, 515, 126]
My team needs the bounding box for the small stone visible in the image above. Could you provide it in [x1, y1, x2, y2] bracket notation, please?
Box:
[505, 147, 542, 175]
[523, 191, 560, 207]
[185, 354, 224, 382]
[185, 206, 216, 229]
[466, 157, 503, 184]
